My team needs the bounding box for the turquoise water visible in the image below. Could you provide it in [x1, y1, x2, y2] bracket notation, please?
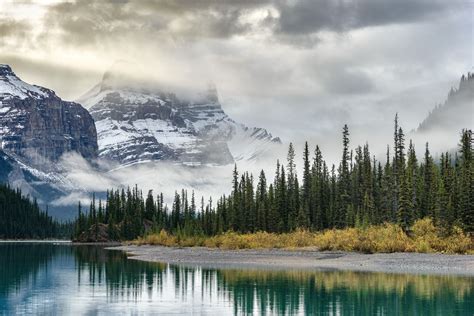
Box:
[0, 243, 472, 315]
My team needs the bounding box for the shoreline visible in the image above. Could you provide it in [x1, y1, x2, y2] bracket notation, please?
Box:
[0, 240, 71, 243]
[110, 245, 474, 276]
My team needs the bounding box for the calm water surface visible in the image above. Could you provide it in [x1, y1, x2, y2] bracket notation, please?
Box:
[0, 243, 472, 315]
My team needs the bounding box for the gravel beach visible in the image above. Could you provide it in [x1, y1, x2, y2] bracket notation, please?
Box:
[110, 245, 474, 276]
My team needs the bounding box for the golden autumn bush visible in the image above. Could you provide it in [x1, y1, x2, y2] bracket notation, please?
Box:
[133, 218, 473, 254]
[313, 228, 359, 251]
[282, 229, 316, 248]
[133, 229, 177, 246]
[412, 218, 441, 252]
[358, 223, 413, 253]
[442, 226, 472, 254]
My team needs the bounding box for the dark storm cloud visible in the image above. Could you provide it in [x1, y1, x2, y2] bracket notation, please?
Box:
[275, 0, 455, 35]
[40, 0, 460, 49]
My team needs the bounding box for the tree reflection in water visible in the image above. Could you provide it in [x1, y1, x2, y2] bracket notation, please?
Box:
[1, 244, 472, 315]
[73, 246, 474, 315]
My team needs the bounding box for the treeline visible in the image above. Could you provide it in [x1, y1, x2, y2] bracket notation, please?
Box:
[74, 118, 473, 241]
[0, 184, 70, 239]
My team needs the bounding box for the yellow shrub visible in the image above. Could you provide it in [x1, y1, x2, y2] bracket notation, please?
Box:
[313, 224, 413, 253]
[245, 231, 283, 248]
[362, 223, 412, 253]
[284, 229, 315, 248]
[207, 232, 248, 249]
[410, 218, 473, 254]
[441, 226, 472, 254]
[412, 218, 438, 238]
[204, 230, 317, 249]
[314, 228, 360, 251]
[412, 218, 441, 253]
[177, 235, 205, 247]
[134, 229, 178, 246]
[131, 218, 472, 254]
[203, 235, 221, 248]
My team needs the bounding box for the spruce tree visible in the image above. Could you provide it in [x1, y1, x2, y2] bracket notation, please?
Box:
[337, 124, 351, 228]
[458, 129, 473, 231]
[420, 143, 437, 219]
[302, 142, 311, 225]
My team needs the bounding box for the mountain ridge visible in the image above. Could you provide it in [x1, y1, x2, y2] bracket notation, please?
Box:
[415, 73, 473, 134]
[0, 64, 98, 163]
[79, 65, 281, 167]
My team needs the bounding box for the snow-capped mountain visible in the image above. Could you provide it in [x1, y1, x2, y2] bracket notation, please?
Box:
[0, 64, 98, 218]
[78, 66, 281, 167]
[0, 64, 97, 163]
[0, 63, 281, 218]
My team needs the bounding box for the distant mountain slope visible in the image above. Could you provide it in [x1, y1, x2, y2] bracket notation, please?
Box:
[78, 65, 281, 167]
[416, 73, 473, 134]
[0, 149, 70, 218]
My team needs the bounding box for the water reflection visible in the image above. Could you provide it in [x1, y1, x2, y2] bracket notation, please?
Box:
[0, 243, 55, 295]
[0, 243, 473, 315]
[74, 246, 167, 301]
[214, 270, 474, 315]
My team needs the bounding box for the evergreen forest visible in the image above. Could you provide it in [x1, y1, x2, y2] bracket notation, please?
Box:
[73, 117, 473, 241]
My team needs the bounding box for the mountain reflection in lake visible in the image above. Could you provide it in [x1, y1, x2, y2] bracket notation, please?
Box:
[0, 243, 472, 315]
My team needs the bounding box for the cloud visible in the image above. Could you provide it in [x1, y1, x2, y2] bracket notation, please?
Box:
[0, 54, 102, 100]
[0, 0, 470, 164]
[0, 18, 30, 39]
[41, 0, 272, 47]
[39, 0, 460, 48]
[275, 0, 456, 35]
[309, 63, 376, 95]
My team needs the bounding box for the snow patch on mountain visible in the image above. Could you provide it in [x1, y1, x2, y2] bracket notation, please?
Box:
[0, 64, 50, 100]
[79, 68, 281, 167]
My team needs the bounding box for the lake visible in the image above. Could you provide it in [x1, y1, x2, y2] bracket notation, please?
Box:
[0, 243, 473, 315]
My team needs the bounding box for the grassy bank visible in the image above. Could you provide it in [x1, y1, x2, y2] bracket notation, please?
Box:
[132, 218, 473, 254]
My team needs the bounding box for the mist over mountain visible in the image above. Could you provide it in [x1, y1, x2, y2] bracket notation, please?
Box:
[0, 64, 471, 219]
[409, 73, 473, 153]
[0, 64, 98, 216]
[417, 73, 473, 132]
[78, 63, 281, 167]
[0, 4, 472, 314]
[0, 64, 282, 218]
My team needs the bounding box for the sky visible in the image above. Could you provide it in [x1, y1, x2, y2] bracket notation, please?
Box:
[0, 0, 472, 157]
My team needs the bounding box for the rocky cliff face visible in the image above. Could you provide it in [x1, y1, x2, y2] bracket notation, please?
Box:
[78, 67, 280, 166]
[0, 64, 98, 163]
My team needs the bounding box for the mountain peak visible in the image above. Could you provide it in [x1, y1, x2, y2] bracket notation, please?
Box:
[79, 67, 281, 166]
[0, 65, 98, 162]
[99, 61, 147, 92]
[0, 64, 14, 76]
[459, 72, 474, 91]
[205, 82, 219, 103]
[0, 64, 51, 100]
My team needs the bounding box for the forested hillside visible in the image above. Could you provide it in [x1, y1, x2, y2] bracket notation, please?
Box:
[73, 117, 473, 242]
[417, 73, 473, 133]
[0, 184, 70, 239]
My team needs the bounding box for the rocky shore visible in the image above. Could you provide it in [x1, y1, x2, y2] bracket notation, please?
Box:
[111, 245, 474, 276]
